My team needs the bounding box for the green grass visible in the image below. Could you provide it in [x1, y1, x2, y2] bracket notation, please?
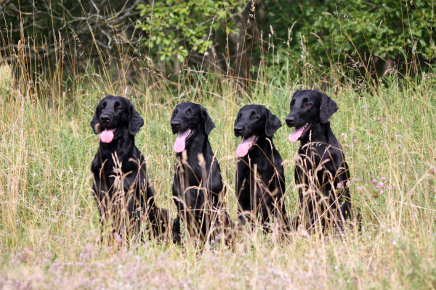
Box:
[1, 58, 436, 288]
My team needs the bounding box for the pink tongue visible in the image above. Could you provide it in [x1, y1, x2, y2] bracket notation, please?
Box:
[288, 126, 304, 143]
[173, 130, 190, 153]
[100, 129, 115, 143]
[236, 136, 253, 157]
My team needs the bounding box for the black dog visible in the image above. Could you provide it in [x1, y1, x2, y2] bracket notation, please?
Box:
[285, 90, 358, 233]
[90, 95, 169, 240]
[234, 105, 288, 231]
[170, 102, 231, 242]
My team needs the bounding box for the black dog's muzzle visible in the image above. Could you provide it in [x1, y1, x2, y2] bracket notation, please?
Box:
[100, 114, 112, 125]
[170, 120, 181, 133]
[234, 125, 244, 137]
[285, 114, 296, 127]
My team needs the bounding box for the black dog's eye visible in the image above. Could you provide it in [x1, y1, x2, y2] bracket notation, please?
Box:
[237, 113, 242, 119]
[305, 103, 311, 107]
[290, 100, 295, 107]
[101, 102, 106, 109]
[186, 109, 192, 116]
[250, 115, 258, 120]
[117, 106, 122, 111]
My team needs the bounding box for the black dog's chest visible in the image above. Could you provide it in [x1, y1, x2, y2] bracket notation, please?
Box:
[238, 145, 277, 177]
[173, 155, 208, 188]
[297, 146, 323, 168]
[92, 153, 141, 192]
[237, 154, 277, 196]
[297, 144, 341, 175]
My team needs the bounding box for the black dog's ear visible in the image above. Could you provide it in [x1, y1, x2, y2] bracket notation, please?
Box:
[127, 100, 144, 135]
[265, 108, 282, 137]
[90, 103, 101, 134]
[200, 105, 215, 135]
[319, 92, 338, 123]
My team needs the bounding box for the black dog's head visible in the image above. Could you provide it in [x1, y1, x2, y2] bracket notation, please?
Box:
[285, 90, 338, 142]
[234, 105, 282, 157]
[170, 102, 215, 153]
[90, 95, 144, 143]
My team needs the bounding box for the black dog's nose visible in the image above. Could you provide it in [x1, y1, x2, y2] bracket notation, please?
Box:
[100, 114, 110, 124]
[171, 120, 181, 130]
[285, 115, 295, 127]
[234, 126, 243, 136]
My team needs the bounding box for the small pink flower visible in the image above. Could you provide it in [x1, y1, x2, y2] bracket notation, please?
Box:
[354, 139, 358, 143]
[36, 184, 40, 187]
[357, 186, 363, 190]
[395, 134, 402, 138]
[372, 179, 377, 183]
[381, 177, 386, 181]
[389, 179, 393, 183]
[379, 182, 384, 187]
[352, 178, 358, 181]
[341, 133, 345, 136]
[377, 117, 381, 122]
[386, 186, 390, 189]
[346, 180, 351, 186]
[398, 144, 402, 148]
[113, 233, 122, 243]
[337, 182, 343, 188]
[350, 128, 354, 131]
[344, 144, 349, 148]
[380, 190, 384, 194]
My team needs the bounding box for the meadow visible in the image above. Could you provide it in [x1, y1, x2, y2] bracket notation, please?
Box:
[1, 57, 436, 288]
[1, 5, 436, 288]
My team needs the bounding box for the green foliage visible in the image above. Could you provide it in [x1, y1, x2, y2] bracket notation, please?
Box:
[0, 0, 143, 67]
[136, 0, 241, 63]
[264, 0, 435, 71]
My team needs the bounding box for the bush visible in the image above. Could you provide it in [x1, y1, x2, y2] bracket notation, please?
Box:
[136, 0, 241, 73]
[263, 0, 435, 74]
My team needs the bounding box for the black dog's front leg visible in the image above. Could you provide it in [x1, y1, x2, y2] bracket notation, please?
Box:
[171, 185, 183, 244]
[92, 181, 108, 243]
[92, 175, 111, 227]
[236, 161, 255, 229]
[332, 160, 359, 231]
[172, 216, 182, 244]
[295, 166, 314, 233]
[144, 179, 171, 239]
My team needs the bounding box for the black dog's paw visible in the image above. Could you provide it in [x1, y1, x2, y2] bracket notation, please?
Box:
[172, 216, 182, 244]
[355, 208, 362, 232]
[157, 208, 170, 235]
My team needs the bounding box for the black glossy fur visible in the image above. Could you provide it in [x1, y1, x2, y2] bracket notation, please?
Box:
[170, 102, 232, 242]
[285, 90, 358, 233]
[234, 105, 288, 231]
[90, 95, 169, 240]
